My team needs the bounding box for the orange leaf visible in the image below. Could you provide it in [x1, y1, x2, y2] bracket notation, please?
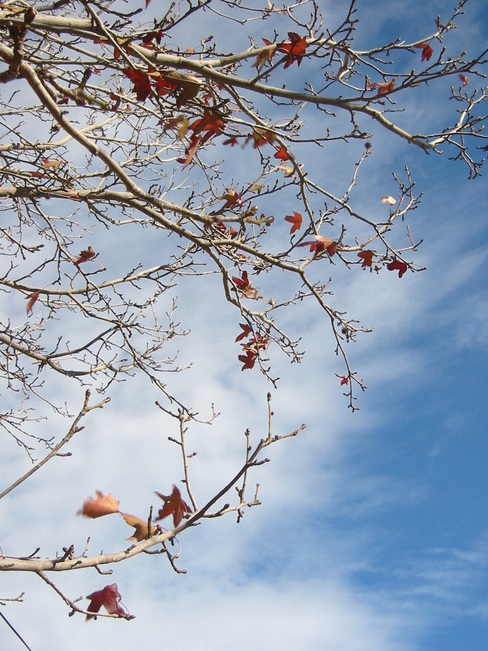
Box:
[77, 491, 120, 518]
[284, 211, 302, 233]
[381, 196, 396, 205]
[122, 513, 159, 541]
[155, 485, 192, 527]
[26, 291, 40, 315]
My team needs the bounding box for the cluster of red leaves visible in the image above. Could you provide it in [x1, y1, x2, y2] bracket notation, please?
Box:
[253, 32, 307, 71]
[155, 485, 192, 527]
[235, 323, 270, 370]
[298, 234, 337, 256]
[415, 43, 433, 62]
[79, 486, 191, 621]
[177, 110, 226, 167]
[86, 583, 131, 621]
[368, 79, 396, 95]
[123, 67, 200, 108]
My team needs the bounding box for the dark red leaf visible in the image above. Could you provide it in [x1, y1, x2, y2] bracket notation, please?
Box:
[86, 584, 130, 620]
[357, 250, 374, 269]
[155, 485, 192, 527]
[124, 67, 152, 101]
[387, 258, 408, 278]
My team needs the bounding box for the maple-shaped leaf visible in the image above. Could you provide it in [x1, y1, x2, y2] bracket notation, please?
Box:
[77, 491, 120, 518]
[232, 270, 251, 290]
[387, 258, 408, 278]
[358, 250, 374, 269]
[298, 235, 336, 255]
[284, 211, 302, 233]
[368, 79, 396, 95]
[219, 188, 242, 211]
[238, 349, 256, 370]
[274, 146, 290, 160]
[124, 67, 152, 101]
[277, 32, 307, 69]
[72, 246, 97, 265]
[336, 374, 348, 386]
[191, 111, 224, 139]
[415, 43, 433, 61]
[26, 291, 40, 315]
[235, 323, 252, 342]
[122, 513, 159, 541]
[253, 38, 277, 71]
[155, 485, 192, 527]
[86, 583, 130, 620]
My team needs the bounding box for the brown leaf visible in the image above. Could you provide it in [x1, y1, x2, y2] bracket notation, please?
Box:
[122, 513, 159, 541]
[26, 291, 40, 315]
[155, 485, 192, 527]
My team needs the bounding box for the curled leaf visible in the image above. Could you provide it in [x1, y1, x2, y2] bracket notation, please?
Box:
[26, 291, 40, 315]
[78, 491, 120, 518]
[381, 196, 396, 205]
[86, 583, 130, 620]
[122, 513, 159, 541]
[415, 43, 433, 62]
[357, 250, 374, 269]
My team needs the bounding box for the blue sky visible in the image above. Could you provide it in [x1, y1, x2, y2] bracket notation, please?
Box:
[1, 1, 487, 650]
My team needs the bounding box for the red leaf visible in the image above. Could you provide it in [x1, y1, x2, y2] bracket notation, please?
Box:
[86, 584, 130, 620]
[284, 211, 302, 233]
[415, 43, 433, 61]
[459, 74, 469, 87]
[298, 235, 336, 255]
[238, 349, 256, 370]
[335, 374, 348, 386]
[232, 270, 250, 290]
[26, 291, 40, 315]
[155, 485, 192, 527]
[124, 67, 152, 101]
[357, 250, 374, 269]
[277, 32, 307, 69]
[235, 323, 252, 342]
[223, 136, 238, 147]
[274, 146, 289, 160]
[387, 258, 408, 278]
[191, 111, 224, 138]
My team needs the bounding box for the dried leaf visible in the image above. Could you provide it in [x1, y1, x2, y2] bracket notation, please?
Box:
[415, 43, 433, 62]
[284, 211, 302, 233]
[26, 291, 40, 315]
[86, 583, 130, 620]
[387, 258, 408, 278]
[122, 513, 159, 541]
[357, 250, 374, 269]
[77, 491, 120, 518]
[155, 485, 192, 527]
[72, 246, 97, 265]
